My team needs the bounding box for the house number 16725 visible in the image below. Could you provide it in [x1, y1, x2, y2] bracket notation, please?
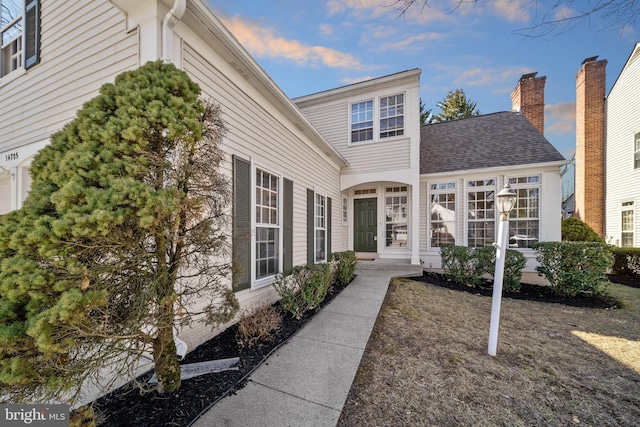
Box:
[5, 152, 18, 161]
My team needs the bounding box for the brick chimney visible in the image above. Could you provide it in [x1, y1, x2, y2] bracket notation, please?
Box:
[574, 56, 607, 237]
[511, 72, 546, 134]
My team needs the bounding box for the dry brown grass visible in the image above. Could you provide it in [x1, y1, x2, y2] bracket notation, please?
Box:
[338, 279, 640, 427]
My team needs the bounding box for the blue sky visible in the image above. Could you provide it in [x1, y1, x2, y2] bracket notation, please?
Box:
[206, 0, 637, 160]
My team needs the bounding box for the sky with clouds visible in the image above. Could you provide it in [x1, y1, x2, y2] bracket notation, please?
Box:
[206, 0, 637, 160]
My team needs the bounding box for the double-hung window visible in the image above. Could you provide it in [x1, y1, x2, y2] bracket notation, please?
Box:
[380, 94, 404, 139]
[621, 201, 634, 247]
[315, 194, 326, 262]
[634, 133, 640, 170]
[255, 169, 279, 279]
[508, 176, 540, 248]
[466, 179, 496, 247]
[350, 93, 405, 144]
[430, 182, 456, 247]
[1, 0, 40, 78]
[385, 186, 408, 248]
[351, 100, 373, 143]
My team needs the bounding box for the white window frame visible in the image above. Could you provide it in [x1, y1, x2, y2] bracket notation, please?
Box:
[465, 178, 496, 248]
[350, 99, 373, 143]
[1, 0, 38, 80]
[384, 186, 408, 249]
[507, 175, 541, 249]
[315, 193, 327, 263]
[342, 195, 348, 225]
[634, 132, 640, 170]
[253, 166, 282, 285]
[348, 92, 406, 146]
[429, 181, 457, 248]
[621, 200, 634, 247]
[379, 93, 404, 139]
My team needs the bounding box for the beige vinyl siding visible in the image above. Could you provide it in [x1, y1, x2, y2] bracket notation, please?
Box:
[605, 45, 640, 246]
[0, 0, 138, 149]
[300, 101, 411, 174]
[183, 45, 344, 273]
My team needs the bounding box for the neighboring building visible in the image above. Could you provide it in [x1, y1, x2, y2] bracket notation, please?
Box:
[605, 42, 640, 247]
[0, 0, 566, 382]
[574, 56, 607, 237]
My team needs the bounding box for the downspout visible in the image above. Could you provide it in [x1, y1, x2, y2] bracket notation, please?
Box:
[162, 0, 186, 62]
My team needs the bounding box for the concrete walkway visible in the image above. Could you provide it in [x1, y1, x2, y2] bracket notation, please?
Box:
[192, 260, 422, 427]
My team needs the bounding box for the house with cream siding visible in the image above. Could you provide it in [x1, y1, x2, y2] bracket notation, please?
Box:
[0, 0, 347, 351]
[605, 42, 640, 247]
[1, 0, 566, 375]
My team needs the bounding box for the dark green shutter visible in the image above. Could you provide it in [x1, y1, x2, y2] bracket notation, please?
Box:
[24, 0, 40, 69]
[327, 197, 332, 261]
[233, 155, 251, 292]
[283, 178, 293, 271]
[307, 189, 314, 264]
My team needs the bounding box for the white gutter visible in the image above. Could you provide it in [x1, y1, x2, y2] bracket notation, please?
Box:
[162, 0, 187, 62]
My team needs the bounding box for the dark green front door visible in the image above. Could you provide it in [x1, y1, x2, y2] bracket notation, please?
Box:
[354, 198, 377, 252]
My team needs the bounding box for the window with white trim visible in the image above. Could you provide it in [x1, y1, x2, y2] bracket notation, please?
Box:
[430, 182, 456, 247]
[622, 201, 634, 247]
[508, 175, 540, 249]
[342, 196, 348, 225]
[1, 0, 39, 78]
[315, 194, 327, 262]
[466, 179, 495, 247]
[380, 94, 404, 139]
[634, 133, 640, 169]
[385, 186, 407, 248]
[351, 100, 373, 143]
[255, 168, 279, 279]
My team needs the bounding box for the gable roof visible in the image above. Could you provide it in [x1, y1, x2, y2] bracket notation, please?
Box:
[420, 111, 565, 174]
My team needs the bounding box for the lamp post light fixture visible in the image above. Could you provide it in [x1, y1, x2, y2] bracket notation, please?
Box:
[488, 184, 517, 356]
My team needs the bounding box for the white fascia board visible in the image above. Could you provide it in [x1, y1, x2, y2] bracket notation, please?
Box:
[420, 159, 570, 180]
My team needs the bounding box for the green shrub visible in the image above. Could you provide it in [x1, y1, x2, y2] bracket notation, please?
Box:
[562, 218, 605, 242]
[440, 245, 485, 286]
[273, 263, 332, 319]
[332, 250, 357, 285]
[503, 249, 527, 292]
[611, 247, 640, 278]
[464, 246, 526, 292]
[534, 242, 613, 297]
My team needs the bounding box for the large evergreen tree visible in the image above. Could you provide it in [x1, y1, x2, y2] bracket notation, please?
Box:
[432, 89, 480, 123]
[0, 61, 239, 402]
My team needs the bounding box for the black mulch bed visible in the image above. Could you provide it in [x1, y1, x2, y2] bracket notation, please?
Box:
[92, 280, 352, 427]
[409, 271, 624, 309]
[92, 271, 632, 426]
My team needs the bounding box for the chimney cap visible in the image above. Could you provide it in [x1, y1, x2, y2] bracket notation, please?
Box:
[519, 72, 538, 81]
[582, 55, 599, 64]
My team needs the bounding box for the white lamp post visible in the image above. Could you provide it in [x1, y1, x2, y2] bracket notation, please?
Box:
[488, 184, 517, 356]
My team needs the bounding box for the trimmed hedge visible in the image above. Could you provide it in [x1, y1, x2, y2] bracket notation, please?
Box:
[440, 245, 527, 291]
[331, 250, 357, 285]
[534, 242, 613, 297]
[273, 250, 356, 319]
[611, 247, 640, 278]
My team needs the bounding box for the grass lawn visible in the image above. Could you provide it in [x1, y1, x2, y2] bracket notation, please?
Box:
[338, 278, 640, 426]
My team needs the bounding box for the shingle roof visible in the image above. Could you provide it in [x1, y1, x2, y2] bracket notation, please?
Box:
[420, 111, 566, 174]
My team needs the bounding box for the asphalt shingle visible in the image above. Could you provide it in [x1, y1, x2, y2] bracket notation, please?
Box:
[420, 111, 566, 174]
